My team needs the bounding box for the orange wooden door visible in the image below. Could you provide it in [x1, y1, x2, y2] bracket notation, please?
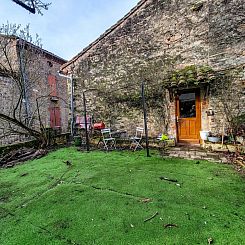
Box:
[176, 90, 201, 144]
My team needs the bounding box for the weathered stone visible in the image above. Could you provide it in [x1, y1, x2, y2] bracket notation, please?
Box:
[0, 35, 68, 146]
[60, 0, 245, 142]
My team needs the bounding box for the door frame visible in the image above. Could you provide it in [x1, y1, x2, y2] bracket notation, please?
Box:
[175, 88, 201, 144]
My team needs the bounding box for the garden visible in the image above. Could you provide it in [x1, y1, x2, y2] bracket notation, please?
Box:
[1, 147, 245, 244]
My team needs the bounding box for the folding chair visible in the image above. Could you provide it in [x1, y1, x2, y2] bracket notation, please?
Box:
[101, 128, 116, 150]
[75, 115, 92, 130]
[130, 127, 144, 151]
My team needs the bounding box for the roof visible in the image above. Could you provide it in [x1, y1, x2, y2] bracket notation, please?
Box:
[0, 34, 67, 64]
[60, 0, 149, 72]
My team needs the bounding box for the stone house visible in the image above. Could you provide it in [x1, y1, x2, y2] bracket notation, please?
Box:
[60, 0, 245, 144]
[0, 35, 68, 146]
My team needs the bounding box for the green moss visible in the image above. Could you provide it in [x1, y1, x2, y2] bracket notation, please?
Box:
[1, 148, 245, 244]
[191, 1, 204, 11]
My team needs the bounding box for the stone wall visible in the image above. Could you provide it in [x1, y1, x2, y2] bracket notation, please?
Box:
[0, 36, 68, 146]
[25, 50, 69, 131]
[0, 75, 25, 145]
[63, 0, 245, 138]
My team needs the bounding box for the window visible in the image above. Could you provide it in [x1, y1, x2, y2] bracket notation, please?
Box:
[48, 74, 57, 97]
[179, 92, 196, 118]
[49, 107, 61, 128]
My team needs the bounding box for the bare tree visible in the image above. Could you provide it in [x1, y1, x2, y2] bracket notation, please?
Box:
[210, 68, 245, 142]
[12, 0, 51, 15]
[0, 23, 54, 147]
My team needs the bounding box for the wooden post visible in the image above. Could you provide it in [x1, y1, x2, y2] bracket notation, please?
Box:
[221, 118, 225, 147]
[83, 92, 90, 152]
[141, 81, 150, 157]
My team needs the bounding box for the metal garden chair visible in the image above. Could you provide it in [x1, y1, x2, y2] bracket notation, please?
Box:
[101, 128, 116, 150]
[130, 127, 144, 151]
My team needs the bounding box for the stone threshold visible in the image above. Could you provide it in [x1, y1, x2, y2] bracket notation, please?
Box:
[161, 145, 228, 163]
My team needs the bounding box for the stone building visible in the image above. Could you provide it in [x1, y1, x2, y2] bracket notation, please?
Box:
[0, 35, 68, 146]
[60, 0, 245, 144]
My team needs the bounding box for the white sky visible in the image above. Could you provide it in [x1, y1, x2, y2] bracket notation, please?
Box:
[0, 0, 139, 60]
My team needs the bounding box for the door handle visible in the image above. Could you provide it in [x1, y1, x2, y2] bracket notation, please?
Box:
[176, 116, 179, 123]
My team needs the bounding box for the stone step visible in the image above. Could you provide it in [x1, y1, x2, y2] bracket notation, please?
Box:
[163, 148, 222, 162]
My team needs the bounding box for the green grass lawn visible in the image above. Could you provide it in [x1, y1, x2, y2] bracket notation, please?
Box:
[0, 148, 244, 245]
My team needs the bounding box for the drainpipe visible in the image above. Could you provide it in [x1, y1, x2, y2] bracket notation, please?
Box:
[57, 72, 74, 137]
[83, 91, 90, 152]
[17, 39, 31, 125]
[141, 81, 150, 157]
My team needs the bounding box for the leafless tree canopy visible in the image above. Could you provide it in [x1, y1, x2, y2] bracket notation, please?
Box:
[210, 69, 245, 140]
[12, 0, 51, 15]
[0, 23, 51, 147]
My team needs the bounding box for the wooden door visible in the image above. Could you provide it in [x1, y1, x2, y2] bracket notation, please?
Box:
[176, 89, 201, 144]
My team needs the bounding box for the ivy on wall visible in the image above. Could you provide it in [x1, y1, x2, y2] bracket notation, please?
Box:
[73, 57, 244, 136]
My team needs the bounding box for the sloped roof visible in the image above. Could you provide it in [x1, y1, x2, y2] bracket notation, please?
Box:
[60, 0, 149, 72]
[0, 34, 67, 64]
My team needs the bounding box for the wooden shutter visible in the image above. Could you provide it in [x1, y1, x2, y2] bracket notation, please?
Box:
[49, 107, 55, 128]
[49, 107, 61, 128]
[54, 107, 61, 127]
[48, 74, 57, 96]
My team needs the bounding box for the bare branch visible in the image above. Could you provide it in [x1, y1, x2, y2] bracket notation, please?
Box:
[11, 0, 51, 15]
[0, 113, 40, 137]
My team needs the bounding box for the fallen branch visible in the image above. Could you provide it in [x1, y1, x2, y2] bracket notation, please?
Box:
[144, 211, 159, 222]
[0, 148, 35, 164]
[90, 185, 145, 199]
[140, 198, 152, 203]
[159, 176, 178, 182]
[2, 149, 47, 168]
[164, 223, 178, 228]
[235, 160, 245, 167]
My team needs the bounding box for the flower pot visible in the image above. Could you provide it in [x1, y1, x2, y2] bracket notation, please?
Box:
[208, 136, 221, 143]
[200, 131, 209, 141]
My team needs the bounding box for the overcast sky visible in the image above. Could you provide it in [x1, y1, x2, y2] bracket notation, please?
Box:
[0, 0, 139, 60]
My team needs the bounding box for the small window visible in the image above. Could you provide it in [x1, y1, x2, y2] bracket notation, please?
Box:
[179, 92, 196, 118]
[47, 61, 53, 67]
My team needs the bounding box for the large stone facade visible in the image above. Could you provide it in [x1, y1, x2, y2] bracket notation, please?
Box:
[0, 35, 69, 146]
[61, 0, 245, 141]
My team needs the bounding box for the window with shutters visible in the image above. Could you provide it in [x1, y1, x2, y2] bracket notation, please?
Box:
[49, 107, 61, 129]
[48, 74, 57, 97]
